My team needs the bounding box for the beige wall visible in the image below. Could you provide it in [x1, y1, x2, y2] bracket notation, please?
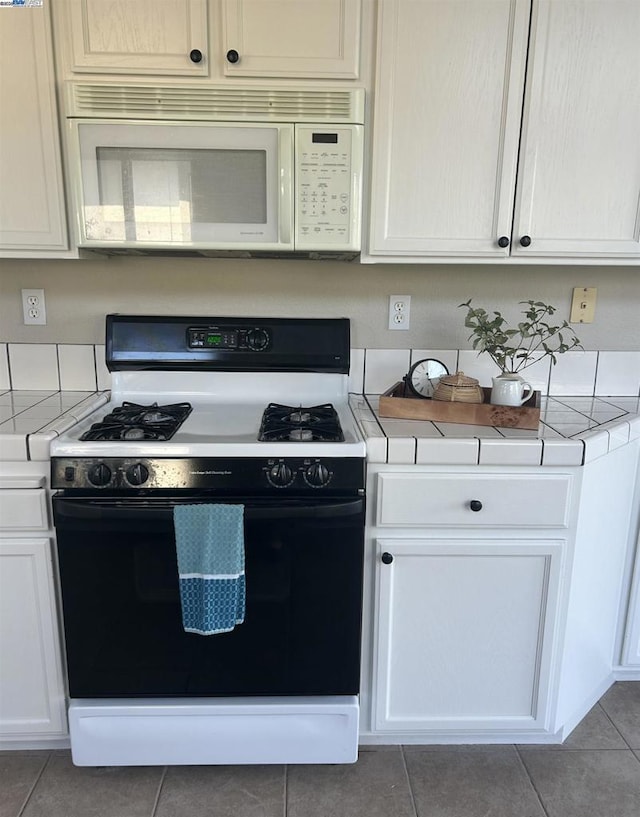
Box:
[0, 256, 638, 350]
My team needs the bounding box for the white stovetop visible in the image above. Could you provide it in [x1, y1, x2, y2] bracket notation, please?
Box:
[49, 370, 365, 459]
[52, 398, 364, 459]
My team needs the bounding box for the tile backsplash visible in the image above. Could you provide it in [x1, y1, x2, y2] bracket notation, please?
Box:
[1, 345, 639, 398]
[1, 343, 108, 392]
[356, 349, 640, 397]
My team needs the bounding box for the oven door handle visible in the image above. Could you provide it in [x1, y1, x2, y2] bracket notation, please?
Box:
[53, 497, 364, 522]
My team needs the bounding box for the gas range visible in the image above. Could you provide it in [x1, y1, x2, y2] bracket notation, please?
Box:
[51, 316, 366, 767]
[50, 315, 365, 494]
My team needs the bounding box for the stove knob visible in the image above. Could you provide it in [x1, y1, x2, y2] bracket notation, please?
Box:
[305, 462, 331, 487]
[268, 462, 294, 487]
[126, 463, 149, 486]
[246, 328, 269, 351]
[88, 463, 112, 487]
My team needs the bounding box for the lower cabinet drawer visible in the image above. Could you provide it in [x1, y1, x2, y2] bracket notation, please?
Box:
[376, 473, 572, 528]
[0, 489, 48, 530]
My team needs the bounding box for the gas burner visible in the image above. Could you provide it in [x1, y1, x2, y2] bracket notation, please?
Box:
[289, 428, 314, 442]
[289, 410, 312, 424]
[259, 403, 344, 443]
[80, 402, 192, 442]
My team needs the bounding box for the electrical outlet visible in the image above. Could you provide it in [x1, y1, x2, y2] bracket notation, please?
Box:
[22, 289, 47, 326]
[388, 295, 411, 331]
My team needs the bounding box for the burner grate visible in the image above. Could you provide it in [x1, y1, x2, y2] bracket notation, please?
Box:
[259, 403, 344, 443]
[80, 402, 192, 442]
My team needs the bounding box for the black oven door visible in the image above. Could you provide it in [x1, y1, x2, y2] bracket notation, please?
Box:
[53, 495, 364, 699]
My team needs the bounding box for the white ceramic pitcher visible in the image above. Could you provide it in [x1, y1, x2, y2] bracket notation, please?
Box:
[490, 374, 533, 406]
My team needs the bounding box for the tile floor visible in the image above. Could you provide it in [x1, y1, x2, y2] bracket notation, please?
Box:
[2, 682, 639, 817]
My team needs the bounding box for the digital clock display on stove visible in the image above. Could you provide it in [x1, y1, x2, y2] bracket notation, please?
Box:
[188, 326, 270, 351]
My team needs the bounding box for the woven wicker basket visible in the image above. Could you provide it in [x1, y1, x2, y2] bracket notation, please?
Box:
[433, 371, 484, 404]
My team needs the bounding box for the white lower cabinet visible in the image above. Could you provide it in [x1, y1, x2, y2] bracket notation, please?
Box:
[363, 449, 640, 743]
[620, 452, 640, 668]
[373, 538, 564, 734]
[0, 471, 67, 744]
[0, 538, 66, 739]
[362, 464, 578, 743]
[621, 529, 640, 667]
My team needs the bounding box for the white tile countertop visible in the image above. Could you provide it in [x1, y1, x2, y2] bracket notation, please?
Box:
[0, 387, 638, 467]
[350, 394, 640, 467]
[0, 390, 108, 461]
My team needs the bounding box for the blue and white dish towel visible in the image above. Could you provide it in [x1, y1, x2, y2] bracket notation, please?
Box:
[173, 504, 245, 635]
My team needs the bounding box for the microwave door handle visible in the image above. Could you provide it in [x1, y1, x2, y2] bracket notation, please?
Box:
[279, 126, 294, 248]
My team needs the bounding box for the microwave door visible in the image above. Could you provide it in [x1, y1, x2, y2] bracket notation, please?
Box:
[72, 121, 294, 251]
[95, 148, 193, 243]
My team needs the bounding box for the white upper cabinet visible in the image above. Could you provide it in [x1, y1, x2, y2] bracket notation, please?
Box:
[368, 0, 530, 258]
[368, 0, 640, 262]
[221, 0, 361, 78]
[55, 1, 362, 81]
[62, 0, 209, 76]
[0, 1, 69, 256]
[512, 0, 640, 258]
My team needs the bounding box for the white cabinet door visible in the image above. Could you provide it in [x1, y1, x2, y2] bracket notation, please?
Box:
[373, 538, 564, 732]
[0, 2, 68, 254]
[222, 0, 361, 78]
[512, 0, 640, 258]
[368, 0, 530, 257]
[622, 529, 640, 666]
[368, 0, 640, 262]
[64, 0, 209, 76]
[0, 539, 66, 739]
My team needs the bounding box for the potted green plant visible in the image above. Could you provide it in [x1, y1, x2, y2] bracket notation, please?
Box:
[459, 299, 582, 406]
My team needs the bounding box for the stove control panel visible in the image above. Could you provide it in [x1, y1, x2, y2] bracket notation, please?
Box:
[52, 456, 364, 494]
[188, 326, 270, 352]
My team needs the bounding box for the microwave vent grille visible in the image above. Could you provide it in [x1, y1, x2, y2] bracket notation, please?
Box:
[67, 84, 365, 123]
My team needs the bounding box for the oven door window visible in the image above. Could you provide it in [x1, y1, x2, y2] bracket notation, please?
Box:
[54, 498, 364, 698]
[73, 121, 294, 249]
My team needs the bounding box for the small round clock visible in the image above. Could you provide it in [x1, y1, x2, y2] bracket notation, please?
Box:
[403, 358, 450, 398]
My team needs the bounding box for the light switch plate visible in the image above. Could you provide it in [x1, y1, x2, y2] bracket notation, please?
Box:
[570, 287, 596, 324]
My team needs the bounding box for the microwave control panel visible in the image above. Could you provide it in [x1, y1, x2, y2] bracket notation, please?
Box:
[295, 124, 363, 252]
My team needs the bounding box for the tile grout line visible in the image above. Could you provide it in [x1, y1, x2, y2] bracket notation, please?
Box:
[16, 750, 53, 817]
[597, 701, 634, 751]
[513, 745, 552, 817]
[283, 763, 288, 817]
[6, 342, 14, 390]
[149, 765, 168, 817]
[399, 745, 420, 817]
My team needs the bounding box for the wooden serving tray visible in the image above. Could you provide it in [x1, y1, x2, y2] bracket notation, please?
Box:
[378, 383, 542, 430]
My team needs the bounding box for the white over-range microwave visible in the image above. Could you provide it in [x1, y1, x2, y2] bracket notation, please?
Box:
[63, 83, 365, 257]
